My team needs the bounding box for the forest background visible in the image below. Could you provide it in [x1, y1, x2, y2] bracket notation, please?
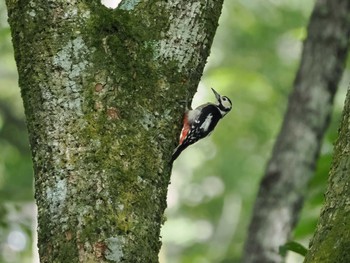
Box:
[0, 0, 348, 262]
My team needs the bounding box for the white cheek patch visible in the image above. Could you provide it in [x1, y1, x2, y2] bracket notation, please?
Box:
[222, 100, 232, 109]
[200, 114, 213, 132]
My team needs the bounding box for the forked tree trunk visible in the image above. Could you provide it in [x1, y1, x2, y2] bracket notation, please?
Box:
[243, 0, 350, 262]
[5, 0, 224, 262]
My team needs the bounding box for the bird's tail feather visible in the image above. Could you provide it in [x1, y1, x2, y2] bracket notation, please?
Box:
[171, 144, 188, 163]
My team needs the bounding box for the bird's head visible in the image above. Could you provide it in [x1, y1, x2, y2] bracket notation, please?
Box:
[211, 88, 232, 116]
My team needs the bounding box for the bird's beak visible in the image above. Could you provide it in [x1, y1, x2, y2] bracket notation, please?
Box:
[211, 88, 221, 101]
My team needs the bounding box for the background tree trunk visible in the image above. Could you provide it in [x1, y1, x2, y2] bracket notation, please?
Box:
[5, 0, 224, 262]
[243, 0, 350, 262]
[304, 86, 350, 263]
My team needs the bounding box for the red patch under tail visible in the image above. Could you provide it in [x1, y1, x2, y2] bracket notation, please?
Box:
[179, 113, 190, 144]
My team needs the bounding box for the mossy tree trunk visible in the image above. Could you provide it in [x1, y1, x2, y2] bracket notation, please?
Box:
[304, 86, 350, 262]
[5, 0, 224, 262]
[304, 86, 350, 258]
[243, 0, 350, 262]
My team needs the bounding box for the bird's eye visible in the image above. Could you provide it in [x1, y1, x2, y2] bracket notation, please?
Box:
[222, 97, 227, 101]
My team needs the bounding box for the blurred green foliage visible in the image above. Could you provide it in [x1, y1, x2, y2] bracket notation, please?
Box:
[0, 0, 34, 262]
[0, 0, 348, 263]
[0, 1, 35, 262]
[165, 1, 348, 263]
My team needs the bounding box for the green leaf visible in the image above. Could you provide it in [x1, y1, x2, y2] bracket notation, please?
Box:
[279, 241, 308, 257]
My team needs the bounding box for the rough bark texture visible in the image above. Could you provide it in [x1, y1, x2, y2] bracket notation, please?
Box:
[5, 0, 224, 262]
[304, 89, 350, 263]
[304, 87, 350, 263]
[243, 0, 350, 262]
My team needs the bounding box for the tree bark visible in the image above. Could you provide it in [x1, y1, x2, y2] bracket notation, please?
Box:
[243, 0, 350, 262]
[304, 87, 350, 263]
[5, 0, 224, 262]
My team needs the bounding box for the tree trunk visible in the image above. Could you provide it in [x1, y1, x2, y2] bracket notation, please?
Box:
[5, 0, 224, 262]
[304, 86, 350, 262]
[243, 0, 350, 262]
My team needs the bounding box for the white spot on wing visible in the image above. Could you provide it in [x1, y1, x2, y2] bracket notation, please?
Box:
[200, 114, 213, 132]
[187, 109, 201, 123]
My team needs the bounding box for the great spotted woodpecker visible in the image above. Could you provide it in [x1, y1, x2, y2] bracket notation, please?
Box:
[171, 88, 232, 162]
